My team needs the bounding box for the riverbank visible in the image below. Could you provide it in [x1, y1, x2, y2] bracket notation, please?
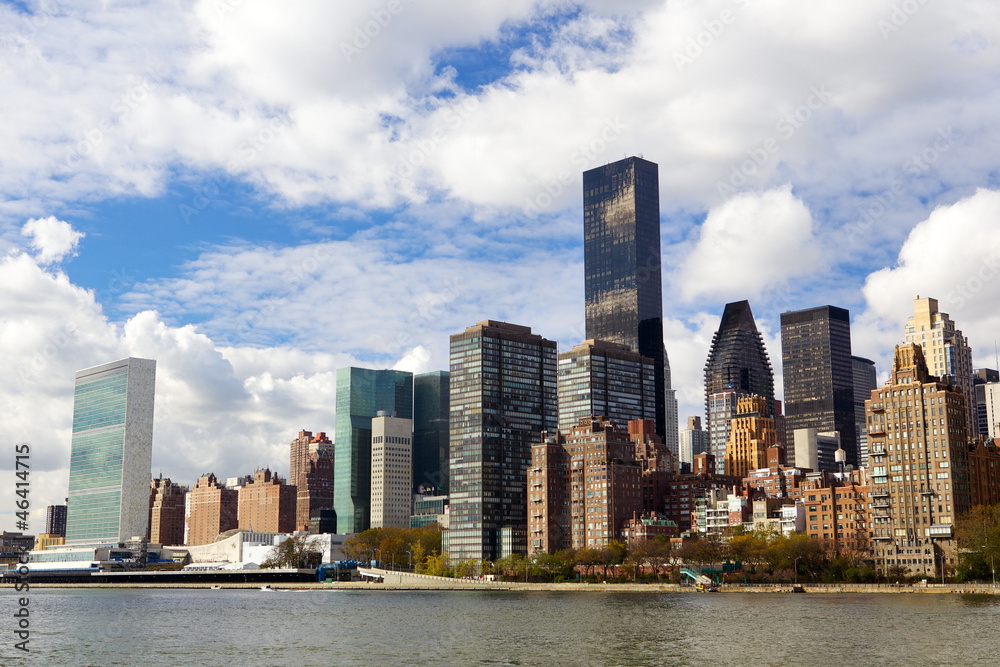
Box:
[6, 581, 999, 594]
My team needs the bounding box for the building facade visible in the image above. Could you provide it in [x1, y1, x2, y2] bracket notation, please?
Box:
[725, 395, 778, 479]
[448, 321, 557, 562]
[185, 473, 238, 546]
[334, 367, 413, 533]
[780, 306, 857, 467]
[66, 357, 156, 545]
[852, 356, 878, 468]
[528, 417, 643, 554]
[289, 430, 331, 491]
[679, 416, 710, 468]
[296, 450, 335, 532]
[370, 413, 413, 529]
[583, 156, 678, 454]
[148, 477, 186, 546]
[704, 300, 775, 469]
[237, 469, 297, 534]
[557, 339, 656, 434]
[973, 369, 999, 438]
[413, 371, 450, 495]
[905, 296, 976, 435]
[44, 504, 67, 537]
[866, 344, 972, 578]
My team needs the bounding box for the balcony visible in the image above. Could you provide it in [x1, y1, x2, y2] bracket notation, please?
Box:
[873, 534, 893, 541]
[870, 445, 887, 456]
[872, 488, 890, 498]
[868, 425, 886, 435]
[872, 500, 890, 509]
[928, 524, 953, 538]
[870, 403, 885, 412]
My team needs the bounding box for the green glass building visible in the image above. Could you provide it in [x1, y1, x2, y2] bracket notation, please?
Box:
[65, 357, 156, 546]
[334, 367, 413, 533]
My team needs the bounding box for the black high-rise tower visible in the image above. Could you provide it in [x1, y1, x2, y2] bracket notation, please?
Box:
[583, 156, 677, 453]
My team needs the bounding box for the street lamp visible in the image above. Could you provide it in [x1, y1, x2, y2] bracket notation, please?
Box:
[406, 549, 413, 572]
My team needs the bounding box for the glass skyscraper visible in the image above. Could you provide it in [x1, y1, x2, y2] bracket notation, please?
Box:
[556, 339, 656, 434]
[334, 367, 413, 533]
[852, 356, 877, 468]
[65, 357, 156, 546]
[448, 321, 557, 562]
[780, 306, 858, 467]
[704, 300, 774, 473]
[583, 156, 678, 454]
[413, 370, 450, 495]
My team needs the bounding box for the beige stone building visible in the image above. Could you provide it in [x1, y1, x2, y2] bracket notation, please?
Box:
[725, 395, 777, 479]
[370, 413, 413, 529]
[905, 296, 975, 437]
[866, 344, 972, 578]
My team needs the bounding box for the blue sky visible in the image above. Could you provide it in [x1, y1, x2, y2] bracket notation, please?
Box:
[3, 0, 1000, 531]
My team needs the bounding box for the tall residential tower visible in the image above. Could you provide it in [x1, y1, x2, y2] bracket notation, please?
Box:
[448, 321, 557, 562]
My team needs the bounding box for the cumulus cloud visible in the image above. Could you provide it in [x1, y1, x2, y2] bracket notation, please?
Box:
[856, 188, 1000, 371]
[21, 216, 85, 264]
[673, 186, 823, 302]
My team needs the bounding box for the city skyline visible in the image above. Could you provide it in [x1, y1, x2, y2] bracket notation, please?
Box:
[4, 2, 1000, 533]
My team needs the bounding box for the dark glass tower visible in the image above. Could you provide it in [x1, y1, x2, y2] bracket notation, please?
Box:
[704, 300, 774, 472]
[583, 156, 677, 453]
[448, 321, 557, 562]
[334, 367, 413, 533]
[852, 356, 877, 467]
[780, 306, 858, 467]
[413, 371, 450, 495]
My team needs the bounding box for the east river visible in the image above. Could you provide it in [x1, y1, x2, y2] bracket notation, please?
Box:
[3, 588, 999, 665]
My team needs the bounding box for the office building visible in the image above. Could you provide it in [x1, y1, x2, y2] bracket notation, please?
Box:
[905, 296, 976, 435]
[44, 504, 67, 537]
[296, 450, 335, 532]
[679, 416, 710, 467]
[984, 383, 1000, 440]
[65, 357, 156, 545]
[852, 356, 878, 468]
[334, 367, 413, 533]
[662, 453, 744, 532]
[449, 320, 557, 562]
[704, 300, 774, 469]
[583, 156, 678, 454]
[793, 428, 841, 473]
[557, 339, 656, 433]
[370, 412, 413, 529]
[780, 306, 857, 467]
[973, 369, 999, 438]
[410, 494, 449, 529]
[707, 388, 740, 474]
[185, 473, 238, 546]
[148, 477, 186, 546]
[725, 395, 778, 479]
[413, 371, 450, 494]
[866, 344, 972, 578]
[528, 417, 642, 554]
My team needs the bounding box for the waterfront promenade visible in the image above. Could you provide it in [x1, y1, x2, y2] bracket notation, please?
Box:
[6, 566, 999, 593]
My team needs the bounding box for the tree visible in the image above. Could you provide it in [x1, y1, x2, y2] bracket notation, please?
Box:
[956, 504, 1000, 582]
[261, 534, 322, 569]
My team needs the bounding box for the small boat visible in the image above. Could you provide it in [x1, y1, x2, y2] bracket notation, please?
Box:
[210, 585, 222, 590]
[695, 583, 718, 592]
[260, 585, 273, 591]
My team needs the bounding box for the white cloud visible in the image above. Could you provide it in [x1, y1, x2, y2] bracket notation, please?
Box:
[858, 188, 1000, 371]
[673, 186, 823, 302]
[20, 216, 85, 264]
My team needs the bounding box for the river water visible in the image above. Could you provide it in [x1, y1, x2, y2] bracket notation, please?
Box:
[3, 588, 998, 665]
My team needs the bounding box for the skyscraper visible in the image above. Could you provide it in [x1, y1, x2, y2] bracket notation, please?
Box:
[334, 368, 413, 533]
[449, 320, 557, 562]
[413, 371, 450, 494]
[780, 306, 857, 466]
[556, 339, 656, 434]
[583, 156, 678, 454]
[370, 412, 413, 529]
[65, 357, 156, 546]
[725, 395, 777, 478]
[905, 296, 976, 436]
[44, 504, 67, 537]
[704, 300, 774, 471]
[852, 356, 877, 467]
